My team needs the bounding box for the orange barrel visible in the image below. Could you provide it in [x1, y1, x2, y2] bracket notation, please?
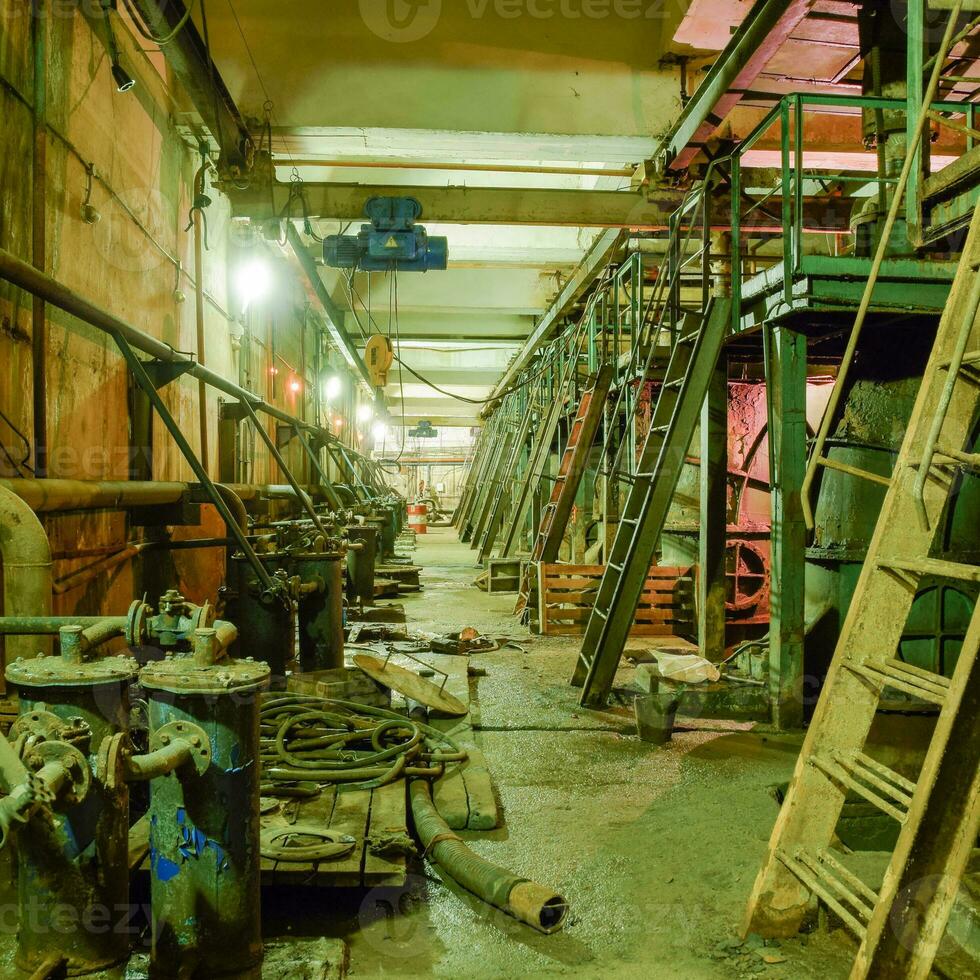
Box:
[407, 503, 428, 534]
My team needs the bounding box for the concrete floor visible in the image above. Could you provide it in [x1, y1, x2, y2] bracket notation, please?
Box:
[0, 527, 861, 979]
[270, 526, 855, 980]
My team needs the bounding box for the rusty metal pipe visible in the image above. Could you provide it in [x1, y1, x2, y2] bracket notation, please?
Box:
[0, 480, 284, 530]
[0, 479, 187, 511]
[0, 248, 373, 465]
[0, 486, 53, 665]
[125, 739, 195, 782]
[0, 617, 113, 634]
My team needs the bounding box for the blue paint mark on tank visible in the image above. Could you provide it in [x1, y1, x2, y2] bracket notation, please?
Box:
[155, 855, 181, 882]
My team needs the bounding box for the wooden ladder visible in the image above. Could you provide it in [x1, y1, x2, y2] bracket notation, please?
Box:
[743, 204, 980, 980]
[515, 364, 614, 618]
[571, 297, 731, 707]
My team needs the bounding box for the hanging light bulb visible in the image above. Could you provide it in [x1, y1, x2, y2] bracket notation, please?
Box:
[356, 403, 374, 422]
[372, 421, 387, 443]
[323, 375, 343, 401]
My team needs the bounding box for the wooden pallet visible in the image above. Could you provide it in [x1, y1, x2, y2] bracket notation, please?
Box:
[260, 782, 409, 888]
[538, 563, 695, 637]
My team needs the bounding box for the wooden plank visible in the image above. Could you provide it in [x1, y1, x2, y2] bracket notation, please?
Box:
[460, 743, 499, 831]
[363, 780, 410, 885]
[431, 758, 470, 829]
[427, 656, 473, 829]
[326, 788, 372, 887]
[426, 654, 500, 831]
[538, 561, 695, 637]
[260, 787, 337, 884]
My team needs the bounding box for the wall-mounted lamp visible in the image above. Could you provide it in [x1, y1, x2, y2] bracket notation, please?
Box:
[101, 1, 136, 94]
[235, 257, 272, 313]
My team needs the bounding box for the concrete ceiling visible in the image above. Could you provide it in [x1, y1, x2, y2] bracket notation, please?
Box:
[193, 0, 880, 427]
[193, 0, 705, 424]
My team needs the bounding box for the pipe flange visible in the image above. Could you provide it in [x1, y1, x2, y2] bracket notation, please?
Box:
[96, 732, 130, 792]
[189, 600, 215, 633]
[151, 720, 212, 775]
[10, 709, 68, 743]
[126, 600, 151, 649]
[260, 825, 357, 863]
[24, 741, 91, 806]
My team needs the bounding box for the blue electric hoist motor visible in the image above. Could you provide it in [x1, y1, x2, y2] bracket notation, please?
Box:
[323, 196, 448, 272]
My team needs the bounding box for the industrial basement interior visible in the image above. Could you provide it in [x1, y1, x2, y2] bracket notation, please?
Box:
[0, 1, 979, 977]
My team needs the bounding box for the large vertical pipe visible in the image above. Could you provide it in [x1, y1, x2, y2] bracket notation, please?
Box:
[0, 486, 53, 678]
[769, 328, 807, 730]
[193, 165, 210, 475]
[31, 0, 47, 478]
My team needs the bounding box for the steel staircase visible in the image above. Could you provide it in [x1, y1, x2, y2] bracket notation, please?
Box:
[743, 204, 980, 980]
[571, 296, 731, 707]
[514, 364, 614, 618]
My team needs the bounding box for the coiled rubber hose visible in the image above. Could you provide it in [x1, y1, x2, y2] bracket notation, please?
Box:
[409, 780, 568, 934]
[260, 694, 466, 793]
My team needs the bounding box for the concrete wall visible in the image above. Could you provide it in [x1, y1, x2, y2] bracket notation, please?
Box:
[0, 5, 346, 617]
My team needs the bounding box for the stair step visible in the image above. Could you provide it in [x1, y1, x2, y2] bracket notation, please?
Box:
[810, 751, 914, 823]
[877, 556, 980, 583]
[816, 455, 892, 487]
[934, 445, 980, 469]
[942, 347, 980, 367]
[845, 657, 950, 706]
[777, 847, 875, 938]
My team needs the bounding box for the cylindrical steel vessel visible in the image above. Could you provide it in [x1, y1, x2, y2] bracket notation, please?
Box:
[6, 641, 140, 974]
[345, 524, 378, 605]
[140, 654, 270, 979]
[292, 551, 345, 671]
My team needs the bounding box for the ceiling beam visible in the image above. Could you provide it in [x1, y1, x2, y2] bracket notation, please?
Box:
[124, 0, 253, 173]
[226, 182, 688, 228]
[393, 416, 482, 428]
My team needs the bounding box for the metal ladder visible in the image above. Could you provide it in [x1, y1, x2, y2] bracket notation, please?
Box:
[743, 205, 980, 980]
[466, 422, 517, 549]
[514, 364, 614, 618]
[571, 296, 731, 707]
[476, 401, 542, 562]
[496, 322, 590, 559]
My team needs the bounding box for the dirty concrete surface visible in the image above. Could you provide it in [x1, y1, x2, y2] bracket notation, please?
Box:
[0, 527, 857, 979]
[300, 527, 856, 980]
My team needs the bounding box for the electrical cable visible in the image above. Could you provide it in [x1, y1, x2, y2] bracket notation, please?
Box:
[342, 274, 561, 405]
[0, 406, 35, 476]
[120, 0, 196, 45]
